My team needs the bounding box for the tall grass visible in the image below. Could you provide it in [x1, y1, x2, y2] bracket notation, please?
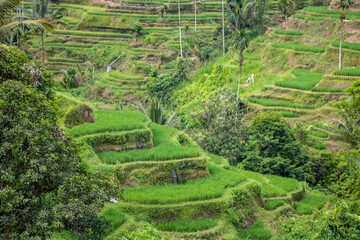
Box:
[273, 29, 303, 35]
[154, 218, 217, 232]
[311, 86, 343, 92]
[331, 41, 360, 51]
[264, 200, 285, 210]
[295, 14, 325, 21]
[280, 111, 300, 118]
[271, 43, 325, 53]
[122, 163, 246, 204]
[51, 30, 133, 38]
[333, 68, 360, 77]
[238, 170, 301, 198]
[248, 97, 315, 109]
[68, 110, 147, 137]
[99, 124, 202, 164]
[103, 205, 127, 233]
[238, 221, 272, 240]
[275, 69, 323, 90]
[294, 193, 326, 215]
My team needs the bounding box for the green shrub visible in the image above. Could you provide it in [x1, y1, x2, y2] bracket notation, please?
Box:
[333, 68, 360, 77]
[280, 111, 300, 118]
[275, 69, 323, 90]
[271, 43, 325, 53]
[238, 221, 272, 240]
[264, 200, 285, 210]
[248, 97, 315, 109]
[273, 29, 303, 35]
[154, 218, 217, 232]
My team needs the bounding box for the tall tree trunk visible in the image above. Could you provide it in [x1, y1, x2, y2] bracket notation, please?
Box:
[178, 0, 183, 57]
[195, 0, 197, 32]
[339, 18, 344, 70]
[41, 30, 44, 63]
[237, 47, 245, 102]
[222, 0, 225, 56]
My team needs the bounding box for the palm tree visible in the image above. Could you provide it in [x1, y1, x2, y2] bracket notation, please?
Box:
[227, 0, 258, 101]
[178, 0, 183, 57]
[331, 111, 360, 148]
[0, 0, 53, 37]
[278, 0, 296, 27]
[27, 0, 64, 63]
[336, 0, 352, 70]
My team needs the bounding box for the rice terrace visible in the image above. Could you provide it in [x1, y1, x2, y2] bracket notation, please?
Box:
[0, 0, 360, 239]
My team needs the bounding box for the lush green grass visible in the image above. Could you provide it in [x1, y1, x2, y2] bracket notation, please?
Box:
[48, 58, 83, 63]
[275, 69, 323, 90]
[109, 71, 144, 80]
[273, 29, 303, 35]
[122, 163, 246, 204]
[244, 52, 261, 60]
[103, 205, 127, 233]
[309, 130, 328, 138]
[238, 170, 301, 198]
[279, 111, 300, 118]
[248, 97, 315, 109]
[294, 193, 327, 215]
[254, 35, 267, 43]
[331, 41, 360, 51]
[264, 200, 285, 210]
[238, 221, 272, 240]
[68, 110, 148, 137]
[295, 14, 326, 21]
[303, 6, 360, 19]
[333, 68, 360, 77]
[51, 30, 133, 38]
[271, 43, 325, 53]
[46, 43, 92, 48]
[154, 218, 217, 232]
[311, 86, 343, 92]
[99, 124, 202, 164]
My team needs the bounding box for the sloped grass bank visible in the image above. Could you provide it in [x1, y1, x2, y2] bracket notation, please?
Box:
[99, 124, 202, 164]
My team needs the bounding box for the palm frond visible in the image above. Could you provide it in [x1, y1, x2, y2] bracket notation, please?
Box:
[0, 19, 54, 33]
[0, 0, 20, 25]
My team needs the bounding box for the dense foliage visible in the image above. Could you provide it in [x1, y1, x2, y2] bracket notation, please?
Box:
[0, 45, 107, 239]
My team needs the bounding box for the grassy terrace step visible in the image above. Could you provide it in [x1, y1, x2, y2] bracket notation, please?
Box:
[108, 71, 144, 81]
[302, 6, 360, 20]
[238, 221, 272, 240]
[294, 192, 327, 215]
[248, 97, 316, 109]
[154, 218, 217, 232]
[275, 69, 323, 90]
[67, 110, 148, 137]
[99, 124, 202, 164]
[51, 30, 133, 39]
[48, 58, 84, 63]
[333, 67, 360, 77]
[45, 43, 93, 48]
[331, 41, 360, 52]
[273, 29, 303, 35]
[323, 75, 360, 81]
[122, 163, 245, 204]
[271, 42, 325, 53]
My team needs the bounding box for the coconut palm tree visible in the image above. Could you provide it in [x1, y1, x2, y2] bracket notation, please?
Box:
[278, 0, 296, 27]
[336, 0, 352, 70]
[26, 0, 65, 63]
[227, 0, 258, 101]
[0, 0, 53, 38]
